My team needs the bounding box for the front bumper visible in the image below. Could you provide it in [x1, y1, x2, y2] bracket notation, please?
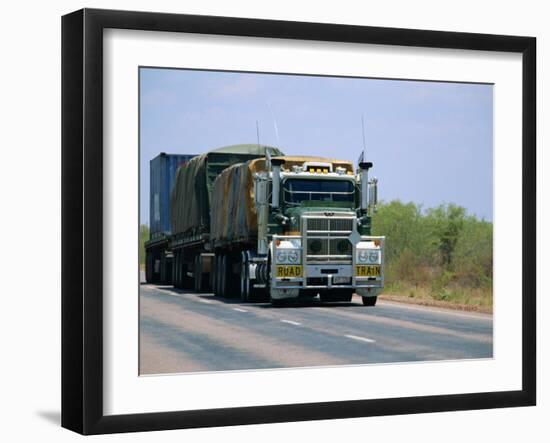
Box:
[270, 234, 384, 299]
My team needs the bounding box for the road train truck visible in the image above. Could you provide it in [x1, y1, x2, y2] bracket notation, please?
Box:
[145, 143, 384, 306]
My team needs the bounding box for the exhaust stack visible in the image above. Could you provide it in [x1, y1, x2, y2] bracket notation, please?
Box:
[271, 158, 285, 209]
[359, 161, 373, 211]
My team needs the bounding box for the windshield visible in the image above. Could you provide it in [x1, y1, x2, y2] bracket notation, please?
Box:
[283, 178, 355, 205]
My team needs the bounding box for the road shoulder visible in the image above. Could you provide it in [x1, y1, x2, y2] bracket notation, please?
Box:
[378, 293, 493, 315]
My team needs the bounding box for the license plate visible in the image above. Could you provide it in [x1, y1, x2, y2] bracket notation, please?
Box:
[276, 265, 303, 278]
[355, 265, 381, 277]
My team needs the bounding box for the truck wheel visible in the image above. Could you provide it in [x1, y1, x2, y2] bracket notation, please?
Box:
[213, 255, 219, 296]
[362, 296, 378, 306]
[194, 255, 202, 293]
[180, 250, 193, 290]
[209, 260, 215, 294]
[321, 290, 353, 303]
[216, 254, 223, 296]
[145, 251, 152, 283]
[172, 252, 178, 288]
[216, 254, 223, 297]
[180, 264, 189, 289]
[220, 254, 227, 297]
[176, 252, 182, 288]
[228, 254, 241, 298]
[160, 253, 166, 284]
[178, 252, 184, 288]
[270, 295, 284, 307]
[240, 252, 250, 302]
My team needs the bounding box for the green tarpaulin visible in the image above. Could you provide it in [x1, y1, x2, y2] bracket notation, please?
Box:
[170, 144, 282, 236]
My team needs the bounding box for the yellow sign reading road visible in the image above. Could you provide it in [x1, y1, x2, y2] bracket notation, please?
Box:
[276, 266, 303, 278]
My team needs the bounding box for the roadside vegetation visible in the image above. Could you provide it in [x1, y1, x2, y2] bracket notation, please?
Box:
[371, 201, 493, 312]
[139, 224, 149, 268]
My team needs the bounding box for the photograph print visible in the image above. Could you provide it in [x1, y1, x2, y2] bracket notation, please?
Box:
[139, 67, 493, 376]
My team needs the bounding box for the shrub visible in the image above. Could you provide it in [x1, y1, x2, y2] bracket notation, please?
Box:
[371, 200, 492, 304]
[139, 224, 150, 266]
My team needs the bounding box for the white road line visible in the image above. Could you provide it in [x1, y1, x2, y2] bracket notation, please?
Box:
[281, 319, 302, 326]
[345, 334, 376, 343]
[233, 308, 249, 313]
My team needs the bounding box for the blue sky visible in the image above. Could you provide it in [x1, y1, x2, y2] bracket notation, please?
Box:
[140, 68, 493, 225]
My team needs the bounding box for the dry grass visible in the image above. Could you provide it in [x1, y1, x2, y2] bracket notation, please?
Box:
[381, 281, 493, 314]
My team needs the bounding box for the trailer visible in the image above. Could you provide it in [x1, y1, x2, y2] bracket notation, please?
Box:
[149, 144, 282, 291]
[144, 152, 196, 284]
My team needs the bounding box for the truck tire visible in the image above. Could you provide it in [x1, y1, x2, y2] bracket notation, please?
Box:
[218, 255, 223, 296]
[226, 253, 240, 298]
[172, 252, 178, 288]
[270, 294, 284, 307]
[217, 254, 223, 296]
[179, 250, 193, 290]
[148, 250, 160, 284]
[240, 252, 250, 302]
[175, 251, 182, 288]
[164, 255, 174, 285]
[321, 289, 353, 303]
[160, 253, 166, 284]
[213, 254, 221, 297]
[145, 251, 153, 283]
[209, 256, 216, 294]
[194, 255, 204, 293]
[220, 254, 228, 297]
[174, 251, 181, 288]
[362, 296, 378, 306]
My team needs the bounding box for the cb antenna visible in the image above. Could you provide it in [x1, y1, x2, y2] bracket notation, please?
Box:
[361, 115, 367, 163]
[267, 101, 280, 148]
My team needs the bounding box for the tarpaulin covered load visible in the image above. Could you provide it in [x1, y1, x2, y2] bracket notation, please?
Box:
[210, 156, 355, 245]
[210, 158, 267, 245]
[170, 144, 282, 236]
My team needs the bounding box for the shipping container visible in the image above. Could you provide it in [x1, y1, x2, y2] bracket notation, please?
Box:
[149, 153, 196, 239]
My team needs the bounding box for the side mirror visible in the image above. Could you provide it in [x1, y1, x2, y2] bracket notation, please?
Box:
[368, 177, 378, 212]
[254, 175, 268, 206]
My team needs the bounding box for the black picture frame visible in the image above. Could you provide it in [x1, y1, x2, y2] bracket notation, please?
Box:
[61, 8, 536, 435]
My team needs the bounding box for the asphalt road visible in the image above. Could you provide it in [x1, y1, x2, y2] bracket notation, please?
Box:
[139, 284, 493, 375]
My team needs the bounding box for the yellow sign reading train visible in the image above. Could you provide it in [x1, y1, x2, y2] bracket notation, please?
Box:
[355, 265, 381, 277]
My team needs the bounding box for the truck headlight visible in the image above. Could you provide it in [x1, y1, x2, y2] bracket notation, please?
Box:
[357, 249, 380, 264]
[287, 250, 300, 263]
[276, 249, 301, 264]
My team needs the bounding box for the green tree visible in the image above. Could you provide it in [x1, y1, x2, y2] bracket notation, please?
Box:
[426, 204, 466, 267]
[139, 225, 150, 266]
[370, 200, 492, 305]
[452, 217, 493, 287]
[372, 200, 438, 265]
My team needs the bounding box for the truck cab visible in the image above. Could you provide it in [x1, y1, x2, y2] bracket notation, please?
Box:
[252, 156, 384, 306]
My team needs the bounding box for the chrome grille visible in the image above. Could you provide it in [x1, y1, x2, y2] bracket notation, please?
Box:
[306, 217, 353, 232]
[306, 238, 352, 256]
[308, 218, 329, 231]
[305, 217, 353, 262]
